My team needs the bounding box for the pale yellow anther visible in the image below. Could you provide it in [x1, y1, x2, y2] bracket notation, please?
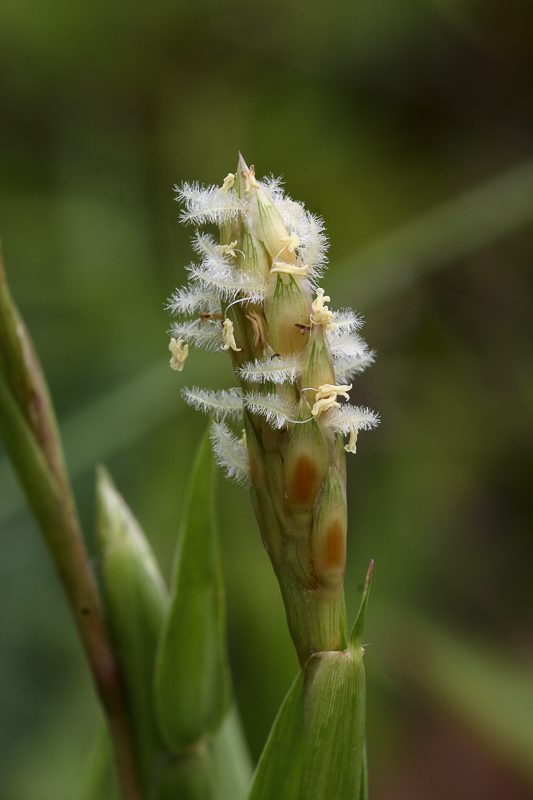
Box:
[310, 288, 337, 331]
[280, 233, 300, 253]
[271, 262, 309, 276]
[239, 428, 247, 447]
[344, 429, 358, 454]
[215, 240, 239, 258]
[221, 318, 241, 352]
[311, 383, 352, 417]
[169, 338, 189, 371]
[221, 173, 235, 193]
[244, 165, 261, 193]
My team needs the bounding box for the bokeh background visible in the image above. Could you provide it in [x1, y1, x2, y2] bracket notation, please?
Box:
[1, 1, 533, 798]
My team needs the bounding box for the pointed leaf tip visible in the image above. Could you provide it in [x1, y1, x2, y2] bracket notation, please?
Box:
[349, 559, 374, 652]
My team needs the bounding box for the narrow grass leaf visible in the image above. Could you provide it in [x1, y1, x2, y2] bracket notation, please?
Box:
[210, 704, 253, 800]
[248, 672, 305, 800]
[155, 424, 231, 752]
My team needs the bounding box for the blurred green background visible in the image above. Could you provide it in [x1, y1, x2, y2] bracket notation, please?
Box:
[1, 1, 533, 798]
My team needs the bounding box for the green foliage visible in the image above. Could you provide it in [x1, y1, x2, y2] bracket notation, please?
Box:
[247, 672, 305, 800]
[95, 467, 168, 793]
[155, 424, 231, 752]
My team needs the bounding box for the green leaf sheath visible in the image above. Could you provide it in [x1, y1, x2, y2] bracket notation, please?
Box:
[95, 468, 169, 795]
[300, 651, 366, 800]
[248, 672, 306, 800]
[155, 423, 231, 753]
[358, 747, 368, 800]
[298, 563, 373, 800]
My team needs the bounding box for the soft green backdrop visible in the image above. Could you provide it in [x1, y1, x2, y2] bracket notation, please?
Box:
[1, 1, 532, 798]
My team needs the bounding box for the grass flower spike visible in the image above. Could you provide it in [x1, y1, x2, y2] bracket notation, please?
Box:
[169, 155, 379, 665]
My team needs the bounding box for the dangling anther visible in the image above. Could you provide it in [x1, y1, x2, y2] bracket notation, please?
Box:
[245, 309, 266, 349]
[243, 165, 261, 193]
[294, 323, 311, 335]
[220, 173, 235, 193]
[271, 262, 308, 276]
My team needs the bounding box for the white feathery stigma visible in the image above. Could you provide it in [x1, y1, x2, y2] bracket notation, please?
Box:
[167, 287, 221, 316]
[171, 319, 223, 350]
[182, 386, 243, 420]
[210, 422, 250, 485]
[238, 355, 299, 384]
[324, 404, 380, 435]
[175, 182, 243, 225]
[334, 351, 375, 384]
[243, 392, 296, 430]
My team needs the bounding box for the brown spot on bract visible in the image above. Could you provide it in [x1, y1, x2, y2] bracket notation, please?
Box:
[290, 455, 320, 507]
[322, 520, 346, 571]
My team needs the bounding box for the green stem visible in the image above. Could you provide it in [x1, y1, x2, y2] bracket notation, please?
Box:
[0, 373, 142, 800]
[0, 244, 142, 800]
[277, 568, 346, 665]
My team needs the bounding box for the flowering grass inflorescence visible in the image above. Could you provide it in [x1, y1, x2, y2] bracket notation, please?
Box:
[168, 155, 378, 665]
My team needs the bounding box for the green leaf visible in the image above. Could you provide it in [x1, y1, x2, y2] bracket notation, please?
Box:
[71, 724, 119, 800]
[210, 704, 253, 800]
[248, 672, 305, 800]
[95, 467, 169, 794]
[155, 423, 231, 752]
[299, 650, 366, 800]
[153, 704, 253, 800]
[349, 560, 374, 650]
[154, 746, 216, 800]
[358, 747, 367, 800]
